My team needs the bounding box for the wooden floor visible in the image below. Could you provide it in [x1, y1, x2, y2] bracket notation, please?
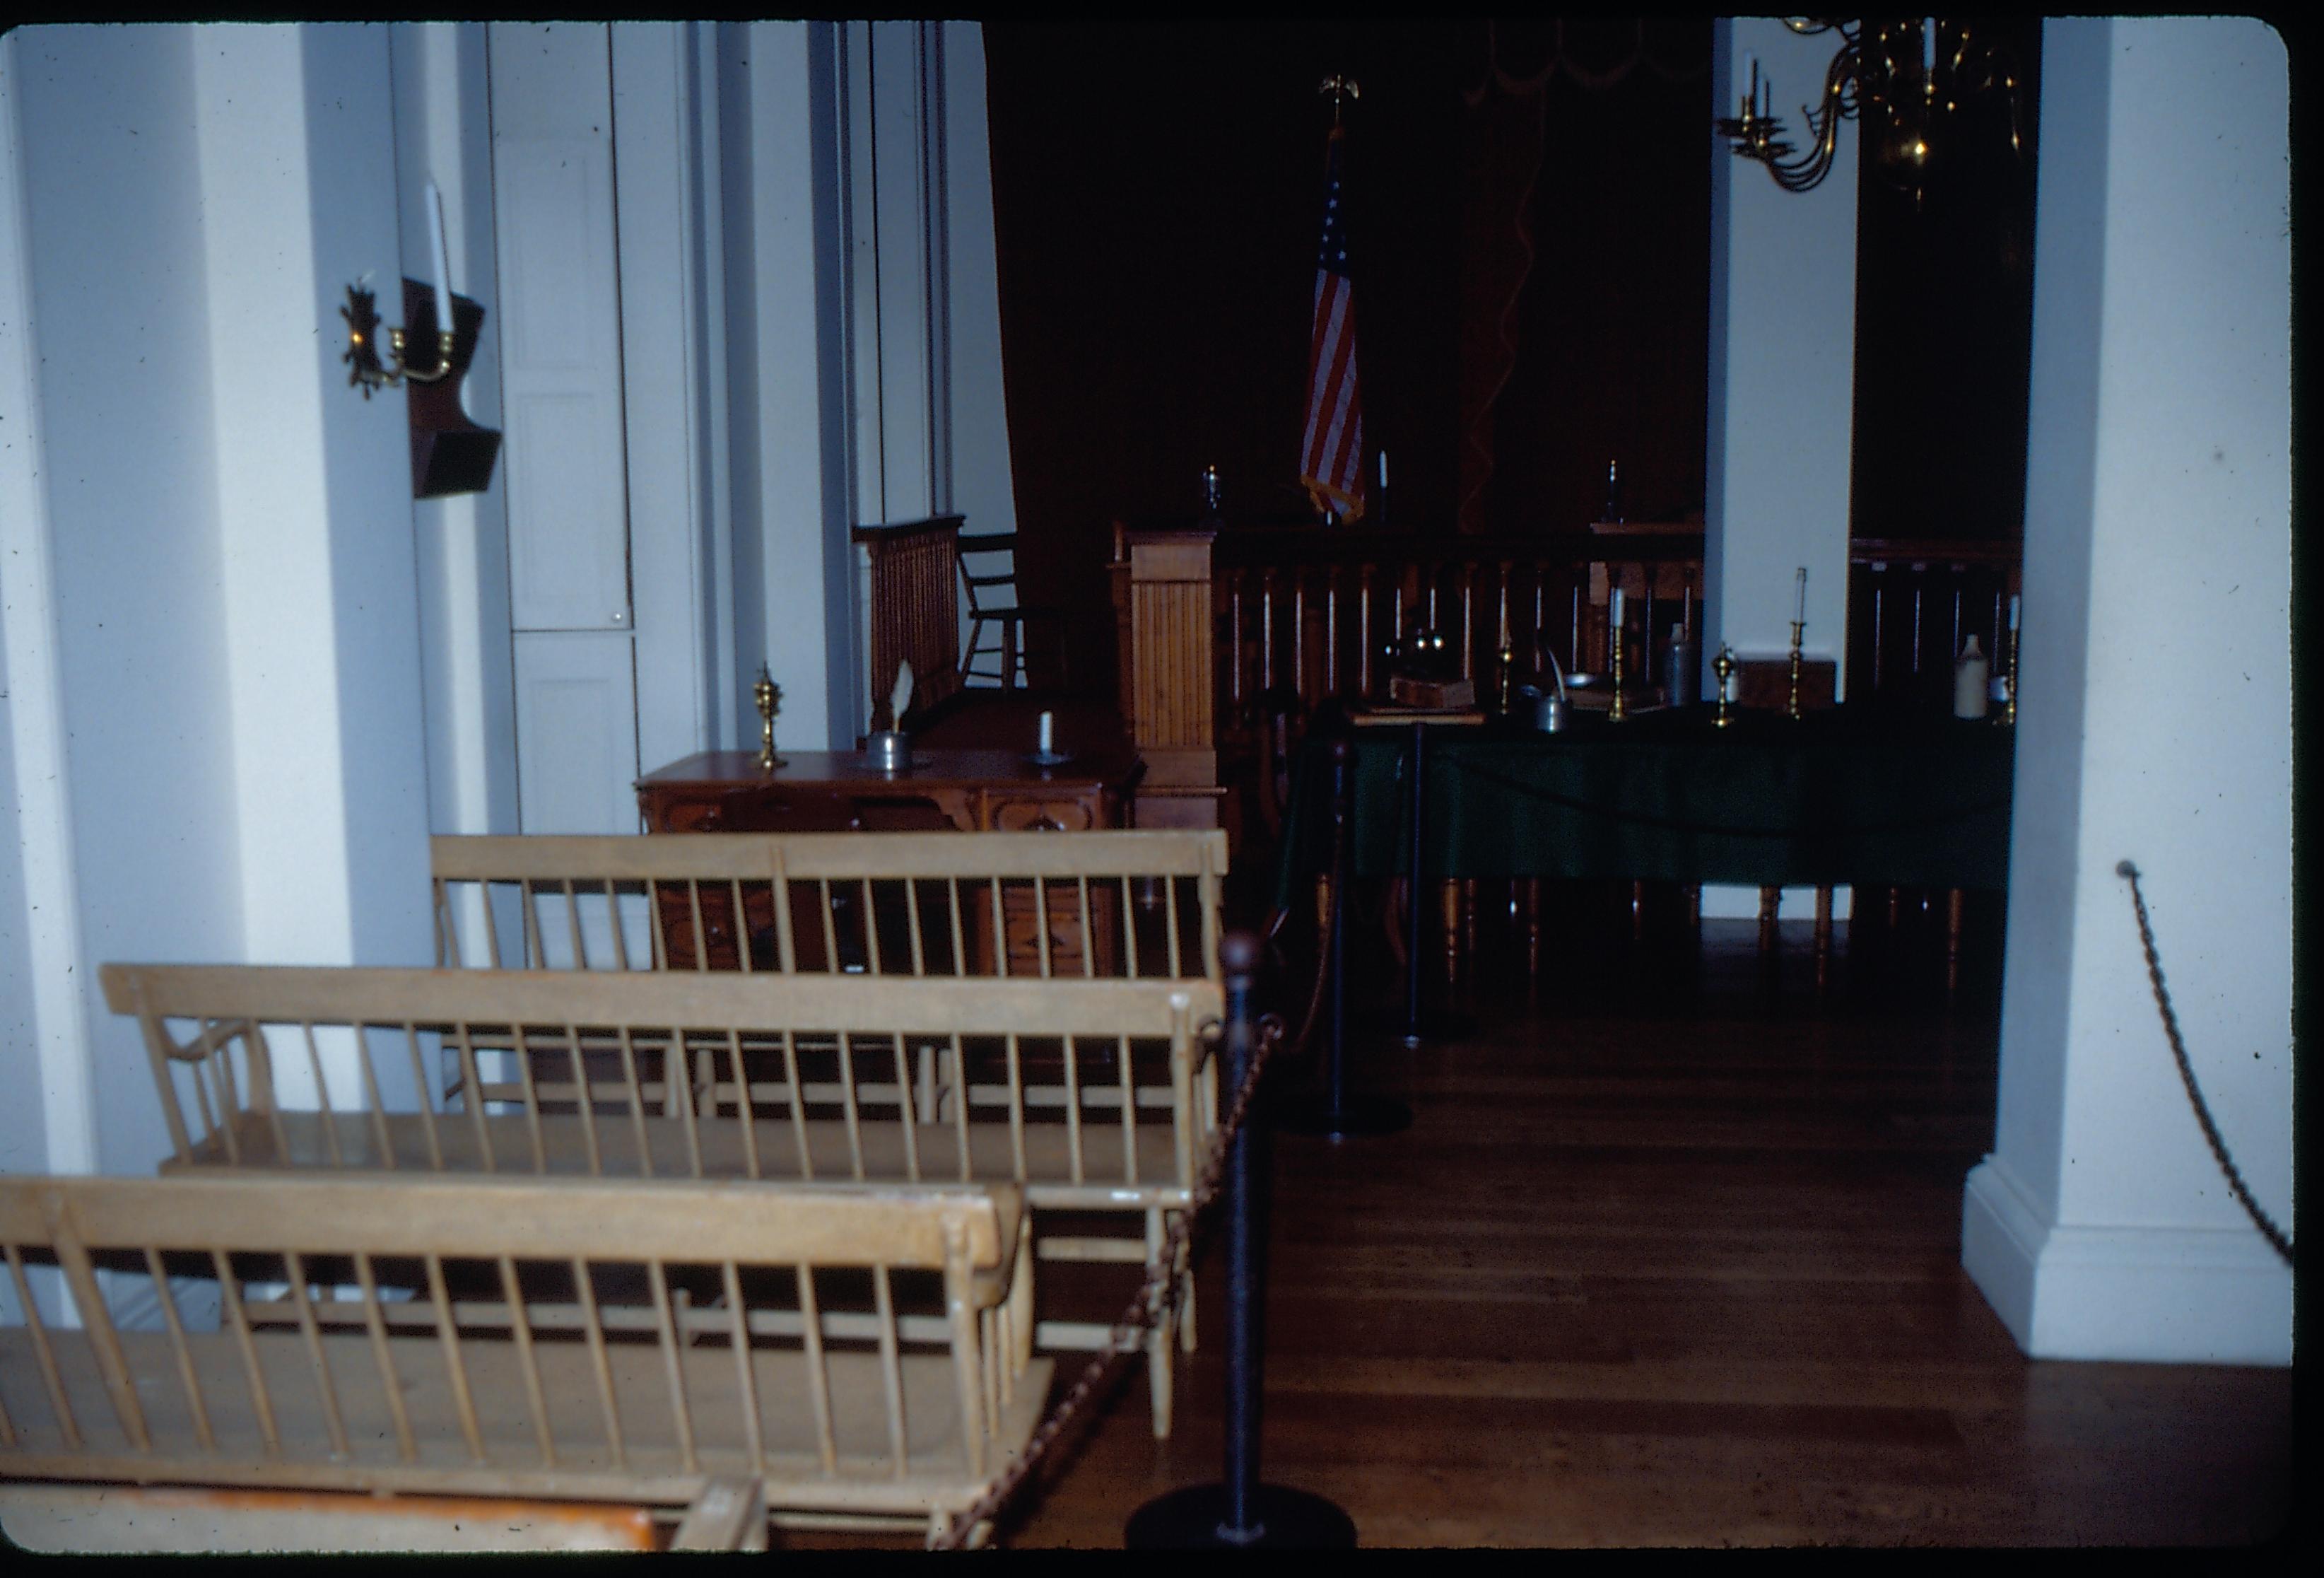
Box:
[804, 889, 2295, 1550]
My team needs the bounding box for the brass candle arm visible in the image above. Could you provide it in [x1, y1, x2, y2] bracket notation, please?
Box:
[341, 284, 456, 397]
[1787, 620, 1807, 720]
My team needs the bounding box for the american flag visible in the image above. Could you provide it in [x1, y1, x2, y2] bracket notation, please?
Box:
[1299, 125, 1364, 522]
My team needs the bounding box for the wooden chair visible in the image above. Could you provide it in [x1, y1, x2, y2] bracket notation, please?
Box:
[0, 1170, 1041, 1546]
[958, 531, 1061, 690]
[107, 962, 1222, 1439]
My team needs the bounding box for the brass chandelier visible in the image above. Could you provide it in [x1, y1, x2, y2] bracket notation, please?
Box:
[1715, 19, 2024, 199]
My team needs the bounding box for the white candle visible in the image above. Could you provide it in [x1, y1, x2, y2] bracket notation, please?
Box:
[1744, 53, 1759, 113]
[2007, 594, 2021, 631]
[1923, 17, 1937, 76]
[1609, 587, 1625, 635]
[1378, 450, 1387, 490]
[1038, 711, 1055, 756]
[1794, 566, 1807, 624]
[426, 181, 454, 344]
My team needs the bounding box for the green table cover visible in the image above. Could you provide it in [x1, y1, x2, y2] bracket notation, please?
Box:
[1274, 706, 2014, 910]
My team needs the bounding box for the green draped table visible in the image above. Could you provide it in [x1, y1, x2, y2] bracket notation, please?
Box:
[1274, 706, 2015, 935]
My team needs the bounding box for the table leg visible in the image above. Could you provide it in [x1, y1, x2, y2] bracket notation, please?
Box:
[1947, 887, 1966, 997]
[1403, 722, 1426, 1046]
[1759, 886, 1780, 956]
[1888, 886, 1903, 930]
[1814, 886, 1833, 992]
[1441, 879, 1461, 986]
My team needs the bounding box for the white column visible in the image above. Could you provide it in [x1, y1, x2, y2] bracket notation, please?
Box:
[0, 28, 98, 1177]
[722, 21, 852, 750]
[394, 21, 520, 838]
[1961, 17, 2292, 1364]
[938, 22, 1020, 551]
[197, 25, 435, 977]
[1700, 18, 1859, 922]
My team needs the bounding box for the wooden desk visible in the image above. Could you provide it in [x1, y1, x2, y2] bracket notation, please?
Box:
[635, 747, 1142, 835]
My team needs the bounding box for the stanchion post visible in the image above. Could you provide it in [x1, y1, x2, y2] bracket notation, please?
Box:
[1279, 740, 1412, 1140]
[1403, 720, 1427, 1046]
[1125, 933, 1358, 1550]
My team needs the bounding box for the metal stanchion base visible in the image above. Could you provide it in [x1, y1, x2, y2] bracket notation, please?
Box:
[1397, 1010, 1474, 1049]
[1274, 1090, 1412, 1139]
[1125, 1483, 1358, 1550]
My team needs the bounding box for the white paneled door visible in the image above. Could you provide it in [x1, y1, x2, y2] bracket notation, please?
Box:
[488, 22, 639, 833]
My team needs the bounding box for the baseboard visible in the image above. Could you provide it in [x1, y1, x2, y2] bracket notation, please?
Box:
[1962, 1157, 2292, 1365]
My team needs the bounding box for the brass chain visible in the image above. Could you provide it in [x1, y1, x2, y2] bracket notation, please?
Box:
[2116, 861, 2293, 1266]
[929, 904, 1339, 1550]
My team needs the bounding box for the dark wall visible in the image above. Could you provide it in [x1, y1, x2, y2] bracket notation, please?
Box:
[1849, 18, 2042, 545]
[981, 19, 2038, 697]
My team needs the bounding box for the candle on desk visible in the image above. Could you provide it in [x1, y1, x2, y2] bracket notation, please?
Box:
[1378, 450, 1388, 491]
[1923, 17, 1937, 76]
[1038, 711, 1055, 756]
[426, 181, 454, 346]
[1794, 566, 1808, 625]
[1609, 587, 1625, 657]
[2008, 594, 2021, 631]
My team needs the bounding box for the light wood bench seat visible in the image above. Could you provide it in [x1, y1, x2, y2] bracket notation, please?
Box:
[170, 1109, 1185, 1212]
[0, 1172, 1045, 1544]
[430, 830, 1226, 981]
[107, 962, 1222, 1437]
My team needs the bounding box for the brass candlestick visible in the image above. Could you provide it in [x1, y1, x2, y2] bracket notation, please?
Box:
[1786, 621, 1806, 720]
[1495, 639, 1515, 713]
[1713, 645, 1737, 729]
[753, 664, 785, 772]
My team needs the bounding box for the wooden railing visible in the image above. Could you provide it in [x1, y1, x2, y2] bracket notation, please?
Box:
[1847, 539, 2022, 711]
[1110, 522, 1705, 830]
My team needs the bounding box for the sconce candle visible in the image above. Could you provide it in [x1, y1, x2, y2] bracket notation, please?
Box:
[426, 182, 454, 345]
[2008, 593, 2021, 631]
[1038, 711, 1055, 756]
[1794, 566, 1808, 624]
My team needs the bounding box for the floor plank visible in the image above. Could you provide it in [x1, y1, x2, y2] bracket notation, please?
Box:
[794, 911, 2294, 1549]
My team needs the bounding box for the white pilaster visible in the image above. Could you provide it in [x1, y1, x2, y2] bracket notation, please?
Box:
[1703, 18, 1857, 686]
[1962, 17, 2292, 1364]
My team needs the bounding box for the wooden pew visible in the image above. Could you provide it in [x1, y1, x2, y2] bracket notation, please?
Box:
[0, 1170, 1040, 1547]
[106, 963, 1222, 1439]
[428, 829, 1226, 983]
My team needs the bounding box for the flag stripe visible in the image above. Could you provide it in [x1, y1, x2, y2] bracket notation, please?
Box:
[1298, 126, 1363, 520]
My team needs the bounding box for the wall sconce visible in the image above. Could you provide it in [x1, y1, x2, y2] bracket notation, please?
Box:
[339, 182, 503, 499]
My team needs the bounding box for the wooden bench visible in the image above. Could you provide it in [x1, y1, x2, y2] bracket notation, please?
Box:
[429, 829, 1227, 982]
[107, 963, 1223, 1437]
[0, 1170, 1042, 1546]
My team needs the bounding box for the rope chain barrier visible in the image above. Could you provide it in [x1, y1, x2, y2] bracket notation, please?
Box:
[931, 871, 1341, 1550]
[2116, 860, 2294, 1268]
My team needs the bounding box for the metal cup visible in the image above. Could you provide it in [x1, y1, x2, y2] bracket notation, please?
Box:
[1533, 693, 1568, 733]
[867, 730, 911, 771]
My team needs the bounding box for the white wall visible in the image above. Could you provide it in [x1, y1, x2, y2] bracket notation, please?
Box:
[1962, 17, 2292, 1364]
